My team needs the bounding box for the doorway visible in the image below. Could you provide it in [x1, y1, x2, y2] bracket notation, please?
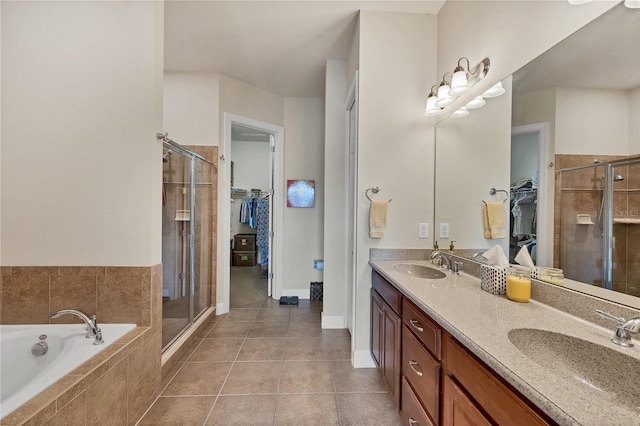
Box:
[218, 114, 284, 314]
[510, 123, 551, 266]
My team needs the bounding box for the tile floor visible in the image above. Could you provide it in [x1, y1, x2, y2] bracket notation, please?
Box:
[137, 298, 401, 425]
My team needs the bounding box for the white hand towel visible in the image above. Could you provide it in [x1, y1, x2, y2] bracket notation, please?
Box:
[484, 202, 506, 239]
[369, 200, 388, 238]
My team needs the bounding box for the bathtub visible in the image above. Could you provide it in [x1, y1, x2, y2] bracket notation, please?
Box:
[0, 323, 136, 419]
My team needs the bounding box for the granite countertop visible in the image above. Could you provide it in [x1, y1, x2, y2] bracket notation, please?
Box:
[369, 259, 640, 426]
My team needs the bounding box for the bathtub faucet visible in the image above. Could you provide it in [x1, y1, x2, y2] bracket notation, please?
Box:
[50, 309, 104, 345]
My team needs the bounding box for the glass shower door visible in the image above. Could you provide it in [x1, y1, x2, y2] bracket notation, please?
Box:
[193, 157, 213, 319]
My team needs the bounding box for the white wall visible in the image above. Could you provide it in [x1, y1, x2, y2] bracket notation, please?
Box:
[631, 88, 640, 155]
[164, 72, 219, 146]
[1, 1, 163, 266]
[511, 132, 540, 182]
[556, 87, 630, 155]
[282, 97, 325, 295]
[323, 59, 348, 327]
[354, 11, 437, 364]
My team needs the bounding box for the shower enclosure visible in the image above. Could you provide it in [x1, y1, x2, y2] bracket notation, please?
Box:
[557, 156, 640, 296]
[161, 136, 215, 351]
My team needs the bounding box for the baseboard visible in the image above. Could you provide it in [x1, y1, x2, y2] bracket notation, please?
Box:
[321, 313, 345, 329]
[280, 289, 310, 299]
[353, 349, 376, 368]
[216, 302, 229, 315]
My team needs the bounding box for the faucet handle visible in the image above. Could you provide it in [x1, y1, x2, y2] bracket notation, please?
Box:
[596, 309, 625, 324]
[452, 261, 463, 275]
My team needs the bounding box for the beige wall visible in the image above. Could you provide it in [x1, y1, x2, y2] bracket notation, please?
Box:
[1, 1, 164, 267]
[354, 11, 437, 365]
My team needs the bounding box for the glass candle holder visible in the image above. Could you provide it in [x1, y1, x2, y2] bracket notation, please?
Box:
[536, 267, 564, 285]
[507, 265, 531, 303]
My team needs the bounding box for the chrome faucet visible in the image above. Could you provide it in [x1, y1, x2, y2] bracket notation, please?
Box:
[596, 309, 640, 348]
[471, 252, 488, 263]
[430, 251, 451, 270]
[50, 309, 104, 345]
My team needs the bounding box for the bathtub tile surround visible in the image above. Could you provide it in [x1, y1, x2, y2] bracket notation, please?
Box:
[0, 265, 161, 327]
[0, 265, 163, 425]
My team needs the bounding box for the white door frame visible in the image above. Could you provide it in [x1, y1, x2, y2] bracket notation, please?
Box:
[511, 123, 551, 266]
[217, 113, 285, 314]
[344, 72, 359, 353]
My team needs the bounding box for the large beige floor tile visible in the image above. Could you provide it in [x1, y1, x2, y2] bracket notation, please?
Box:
[217, 309, 259, 322]
[248, 321, 289, 338]
[208, 321, 252, 338]
[331, 361, 388, 393]
[205, 394, 277, 425]
[255, 307, 291, 322]
[163, 362, 232, 396]
[336, 393, 402, 426]
[138, 396, 215, 425]
[279, 360, 334, 393]
[274, 394, 339, 426]
[188, 339, 244, 362]
[237, 338, 285, 361]
[221, 361, 282, 394]
[284, 337, 331, 361]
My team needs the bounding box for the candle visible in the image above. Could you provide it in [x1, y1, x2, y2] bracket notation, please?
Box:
[507, 265, 531, 303]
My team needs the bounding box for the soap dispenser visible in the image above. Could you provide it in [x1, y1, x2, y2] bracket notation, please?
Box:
[449, 241, 455, 251]
[433, 241, 439, 251]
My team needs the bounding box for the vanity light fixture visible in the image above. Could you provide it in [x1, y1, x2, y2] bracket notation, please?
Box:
[424, 85, 442, 117]
[435, 73, 454, 107]
[465, 96, 486, 109]
[482, 81, 506, 98]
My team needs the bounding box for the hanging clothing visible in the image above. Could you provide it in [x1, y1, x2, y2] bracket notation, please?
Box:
[256, 198, 270, 266]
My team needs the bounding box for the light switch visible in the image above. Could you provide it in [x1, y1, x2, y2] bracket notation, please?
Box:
[419, 223, 429, 238]
[439, 223, 450, 239]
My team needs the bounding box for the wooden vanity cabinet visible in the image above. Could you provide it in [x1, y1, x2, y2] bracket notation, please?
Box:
[401, 298, 442, 425]
[444, 335, 554, 426]
[371, 271, 401, 409]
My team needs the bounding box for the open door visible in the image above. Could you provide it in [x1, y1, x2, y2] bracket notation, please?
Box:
[268, 133, 275, 297]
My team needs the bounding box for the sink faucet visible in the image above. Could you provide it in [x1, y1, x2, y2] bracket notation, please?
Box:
[596, 309, 640, 348]
[51, 309, 103, 345]
[471, 252, 488, 263]
[430, 251, 451, 270]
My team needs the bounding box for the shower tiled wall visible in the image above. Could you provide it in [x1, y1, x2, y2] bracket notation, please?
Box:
[555, 154, 640, 296]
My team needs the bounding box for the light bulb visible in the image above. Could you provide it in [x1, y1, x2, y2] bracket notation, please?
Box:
[451, 107, 469, 118]
[449, 70, 470, 96]
[466, 96, 486, 109]
[424, 95, 441, 117]
[482, 81, 505, 98]
[435, 84, 453, 107]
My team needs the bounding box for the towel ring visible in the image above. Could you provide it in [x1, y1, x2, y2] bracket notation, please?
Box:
[488, 187, 509, 203]
[366, 187, 392, 203]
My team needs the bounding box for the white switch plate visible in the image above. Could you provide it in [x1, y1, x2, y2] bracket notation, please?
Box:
[439, 223, 450, 239]
[418, 223, 429, 238]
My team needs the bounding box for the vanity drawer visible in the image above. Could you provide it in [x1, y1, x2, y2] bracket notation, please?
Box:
[403, 298, 442, 360]
[402, 324, 440, 424]
[372, 271, 401, 314]
[401, 376, 436, 426]
[445, 336, 552, 426]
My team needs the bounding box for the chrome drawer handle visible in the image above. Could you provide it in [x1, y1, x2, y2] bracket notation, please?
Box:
[409, 418, 418, 425]
[410, 319, 424, 332]
[409, 360, 423, 377]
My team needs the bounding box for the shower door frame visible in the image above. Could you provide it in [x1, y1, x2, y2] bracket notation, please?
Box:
[161, 138, 215, 351]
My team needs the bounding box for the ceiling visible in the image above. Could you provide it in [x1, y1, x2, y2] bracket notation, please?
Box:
[164, 1, 445, 98]
[514, 4, 640, 93]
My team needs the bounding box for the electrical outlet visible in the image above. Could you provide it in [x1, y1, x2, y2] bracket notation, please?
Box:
[439, 223, 450, 239]
[419, 223, 429, 238]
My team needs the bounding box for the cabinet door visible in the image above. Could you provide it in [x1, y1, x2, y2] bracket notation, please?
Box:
[382, 303, 401, 408]
[371, 289, 384, 369]
[443, 376, 492, 426]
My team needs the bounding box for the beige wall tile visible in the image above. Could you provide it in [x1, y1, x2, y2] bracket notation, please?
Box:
[127, 334, 160, 423]
[97, 275, 146, 324]
[45, 393, 87, 426]
[59, 267, 106, 276]
[11, 266, 59, 276]
[50, 275, 97, 323]
[2, 275, 50, 324]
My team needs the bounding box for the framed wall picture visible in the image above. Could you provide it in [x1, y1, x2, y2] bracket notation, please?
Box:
[286, 179, 315, 208]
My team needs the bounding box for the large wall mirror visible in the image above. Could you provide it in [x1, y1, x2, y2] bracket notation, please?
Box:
[435, 3, 640, 308]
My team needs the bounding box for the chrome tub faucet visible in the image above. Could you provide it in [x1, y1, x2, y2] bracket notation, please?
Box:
[50, 309, 104, 345]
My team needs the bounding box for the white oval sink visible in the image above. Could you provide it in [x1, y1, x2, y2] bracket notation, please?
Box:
[393, 263, 446, 279]
[508, 328, 640, 410]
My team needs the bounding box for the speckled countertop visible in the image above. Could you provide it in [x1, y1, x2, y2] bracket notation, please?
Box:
[369, 259, 640, 426]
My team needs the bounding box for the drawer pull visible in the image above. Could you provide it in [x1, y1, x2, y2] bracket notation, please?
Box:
[408, 418, 418, 425]
[409, 360, 423, 377]
[409, 319, 424, 333]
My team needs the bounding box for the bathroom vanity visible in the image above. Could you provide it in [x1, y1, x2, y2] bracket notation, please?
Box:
[369, 258, 640, 426]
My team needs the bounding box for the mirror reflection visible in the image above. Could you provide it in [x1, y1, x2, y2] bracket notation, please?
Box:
[435, 4, 640, 301]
